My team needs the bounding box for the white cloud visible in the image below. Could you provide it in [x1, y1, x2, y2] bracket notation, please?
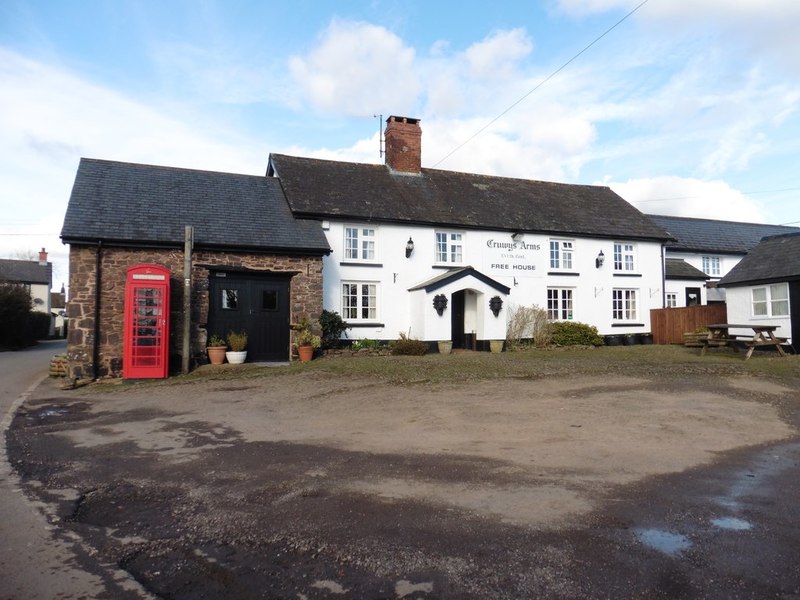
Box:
[463, 28, 534, 82]
[288, 19, 420, 116]
[556, 0, 800, 74]
[0, 48, 266, 291]
[149, 40, 278, 105]
[607, 176, 766, 223]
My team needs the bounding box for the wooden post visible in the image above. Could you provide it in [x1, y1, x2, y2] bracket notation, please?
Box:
[182, 225, 193, 374]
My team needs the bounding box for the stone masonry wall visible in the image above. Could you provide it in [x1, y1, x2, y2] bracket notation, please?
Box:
[66, 245, 323, 380]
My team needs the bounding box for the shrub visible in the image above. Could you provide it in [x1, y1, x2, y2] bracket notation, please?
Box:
[227, 330, 248, 351]
[390, 332, 428, 356]
[550, 321, 604, 346]
[0, 284, 34, 348]
[319, 310, 348, 349]
[207, 334, 226, 347]
[506, 304, 551, 349]
[29, 311, 52, 340]
[297, 328, 321, 348]
[351, 338, 379, 350]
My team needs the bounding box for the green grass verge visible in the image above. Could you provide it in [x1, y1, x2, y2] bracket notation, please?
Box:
[96, 344, 800, 391]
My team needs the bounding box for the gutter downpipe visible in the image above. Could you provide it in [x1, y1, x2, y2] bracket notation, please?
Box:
[661, 243, 666, 309]
[93, 241, 102, 380]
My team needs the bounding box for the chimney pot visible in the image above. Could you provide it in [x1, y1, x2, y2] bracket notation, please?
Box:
[38, 248, 48, 265]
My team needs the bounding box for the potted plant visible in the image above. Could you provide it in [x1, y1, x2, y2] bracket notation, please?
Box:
[207, 334, 227, 365]
[293, 319, 321, 362]
[489, 339, 505, 353]
[226, 330, 248, 364]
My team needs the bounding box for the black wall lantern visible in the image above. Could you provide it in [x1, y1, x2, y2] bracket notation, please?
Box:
[433, 293, 448, 316]
[595, 250, 605, 268]
[405, 237, 414, 258]
[489, 295, 503, 317]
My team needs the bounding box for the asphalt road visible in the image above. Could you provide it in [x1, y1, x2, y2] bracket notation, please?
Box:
[0, 340, 146, 600]
[5, 362, 800, 599]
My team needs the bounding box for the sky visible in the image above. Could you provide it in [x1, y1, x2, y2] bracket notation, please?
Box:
[2, 0, 800, 292]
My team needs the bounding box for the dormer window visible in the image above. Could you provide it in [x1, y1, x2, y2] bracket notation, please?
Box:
[702, 256, 721, 276]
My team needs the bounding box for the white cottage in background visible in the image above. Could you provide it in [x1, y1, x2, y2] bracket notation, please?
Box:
[649, 215, 800, 307]
[718, 232, 800, 347]
[269, 116, 672, 349]
[0, 249, 54, 336]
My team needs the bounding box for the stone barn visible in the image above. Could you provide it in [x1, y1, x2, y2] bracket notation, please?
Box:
[61, 158, 330, 379]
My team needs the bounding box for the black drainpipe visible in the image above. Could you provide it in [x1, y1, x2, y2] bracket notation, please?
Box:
[93, 241, 103, 380]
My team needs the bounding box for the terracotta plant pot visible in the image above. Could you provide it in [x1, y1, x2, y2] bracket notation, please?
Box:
[297, 345, 314, 362]
[437, 341, 452, 355]
[207, 346, 227, 365]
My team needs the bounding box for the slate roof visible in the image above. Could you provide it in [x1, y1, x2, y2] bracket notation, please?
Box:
[408, 266, 511, 294]
[648, 215, 800, 254]
[0, 258, 51, 285]
[664, 258, 709, 280]
[51, 292, 66, 309]
[61, 158, 330, 255]
[269, 154, 672, 242]
[718, 232, 800, 287]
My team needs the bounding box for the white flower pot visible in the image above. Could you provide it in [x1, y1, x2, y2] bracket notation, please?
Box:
[226, 350, 247, 364]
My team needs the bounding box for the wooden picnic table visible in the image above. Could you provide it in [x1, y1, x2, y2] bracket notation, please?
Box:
[700, 323, 787, 360]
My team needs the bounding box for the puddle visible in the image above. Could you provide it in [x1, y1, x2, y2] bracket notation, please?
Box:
[711, 496, 741, 510]
[27, 407, 71, 422]
[396, 579, 434, 598]
[711, 517, 752, 530]
[634, 528, 692, 556]
[311, 580, 347, 594]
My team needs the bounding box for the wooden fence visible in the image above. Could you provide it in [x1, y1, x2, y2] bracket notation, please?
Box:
[649, 304, 728, 345]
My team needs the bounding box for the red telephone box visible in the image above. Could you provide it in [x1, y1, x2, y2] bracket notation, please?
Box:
[123, 264, 170, 379]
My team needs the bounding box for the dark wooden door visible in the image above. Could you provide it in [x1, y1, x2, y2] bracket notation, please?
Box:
[208, 272, 291, 361]
[790, 281, 800, 352]
[451, 290, 466, 349]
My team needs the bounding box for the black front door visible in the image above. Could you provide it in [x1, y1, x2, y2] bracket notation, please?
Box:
[208, 272, 291, 361]
[451, 290, 466, 349]
[686, 287, 701, 306]
[790, 281, 800, 349]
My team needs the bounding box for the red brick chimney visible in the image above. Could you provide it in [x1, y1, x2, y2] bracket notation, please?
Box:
[38, 247, 48, 265]
[384, 116, 422, 174]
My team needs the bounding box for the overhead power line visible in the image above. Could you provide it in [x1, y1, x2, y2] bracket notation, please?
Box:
[630, 186, 800, 203]
[432, 0, 650, 168]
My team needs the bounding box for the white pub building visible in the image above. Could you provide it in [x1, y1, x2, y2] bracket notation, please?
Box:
[268, 116, 671, 349]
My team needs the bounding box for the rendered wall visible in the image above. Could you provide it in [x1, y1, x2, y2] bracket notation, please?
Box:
[322, 221, 665, 341]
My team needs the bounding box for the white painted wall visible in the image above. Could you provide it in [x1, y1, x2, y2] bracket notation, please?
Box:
[321, 221, 666, 341]
[30, 282, 51, 314]
[723, 285, 792, 344]
[664, 278, 708, 307]
[668, 250, 741, 280]
[666, 250, 750, 304]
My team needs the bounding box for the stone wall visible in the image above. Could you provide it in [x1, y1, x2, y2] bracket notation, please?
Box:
[66, 245, 323, 380]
